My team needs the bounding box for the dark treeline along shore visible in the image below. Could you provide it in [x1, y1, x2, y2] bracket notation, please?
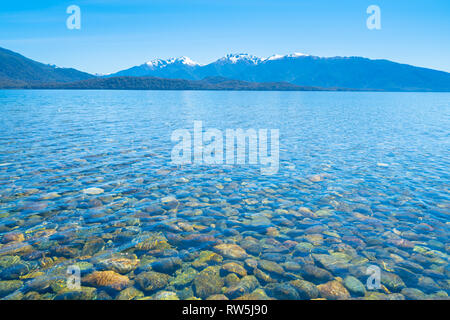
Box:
[1, 46, 450, 91]
[17, 76, 348, 91]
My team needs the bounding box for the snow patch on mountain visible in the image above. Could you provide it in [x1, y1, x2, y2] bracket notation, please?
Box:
[145, 56, 200, 68]
[217, 53, 262, 64]
[286, 52, 309, 58]
[265, 54, 284, 61]
[176, 56, 200, 66]
[264, 53, 310, 61]
[145, 59, 165, 68]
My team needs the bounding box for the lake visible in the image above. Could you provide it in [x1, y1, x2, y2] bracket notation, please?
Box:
[0, 90, 449, 300]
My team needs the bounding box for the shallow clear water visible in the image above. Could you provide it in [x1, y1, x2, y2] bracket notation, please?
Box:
[0, 90, 449, 300]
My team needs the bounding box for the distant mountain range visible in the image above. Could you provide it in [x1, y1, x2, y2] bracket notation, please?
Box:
[108, 53, 450, 91]
[1, 46, 450, 91]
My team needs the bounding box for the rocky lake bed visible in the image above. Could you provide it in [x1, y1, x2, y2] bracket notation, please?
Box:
[0, 90, 448, 300]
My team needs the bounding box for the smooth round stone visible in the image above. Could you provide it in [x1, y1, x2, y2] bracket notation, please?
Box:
[401, 288, 427, 300]
[258, 260, 284, 275]
[82, 271, 130, 291]
[40, 192, 61, 200]
[312, 253, 352, 268]
[308, 175, 323, 182]
[136, 271, 171, 292]
[304, 225, 327, 234]
[260, 253, 285, 263]
[151, 257, 182, 275]
[82, 187, 104, 195]
[283, 261, 301, 272]
[382, 272, 406, 292]
[290, 280, 319, 299]
[213, 244, 247, 260]
[249, 216, 271, 227]
[267, 227, 280, 237]
[317, 280, 350, 300]
[153, 291, 179, 300]
[161, 196, 179, 209]
[293, 242, 314, 256]
[343, 276, 366, 297]
[221, 262, 247, 277]
[265, 283, 300, 300]
[240, 241, 262, 256]
[97, 257, 139, 274]
[253, 268, 274, 284]
[300, 264, 333, 282]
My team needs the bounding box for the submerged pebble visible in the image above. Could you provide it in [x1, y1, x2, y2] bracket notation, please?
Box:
[82, 271, 129, 291]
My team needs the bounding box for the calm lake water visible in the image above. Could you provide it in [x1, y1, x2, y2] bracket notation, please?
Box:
[0, 90, 449, 300]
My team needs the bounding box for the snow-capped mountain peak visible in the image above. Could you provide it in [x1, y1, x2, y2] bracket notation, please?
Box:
[214, 52, 311, 65]
[143, 53, 311, 69]
[145, 56, 200, 68]
[217, 53, 262, 65]
[145, 58, 167, 68]
[175, 56, 200, 66]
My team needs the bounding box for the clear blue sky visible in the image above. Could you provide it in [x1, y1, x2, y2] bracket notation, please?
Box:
[0, 0, 449, 74]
